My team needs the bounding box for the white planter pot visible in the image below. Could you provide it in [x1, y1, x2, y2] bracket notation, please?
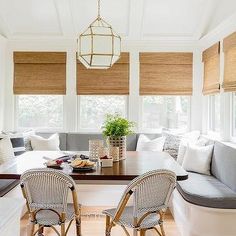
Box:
[108, 136, 126, 160]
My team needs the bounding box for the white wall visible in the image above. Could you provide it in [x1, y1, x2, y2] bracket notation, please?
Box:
[0, 35, 7, 131]
[3, 38, 201, 132]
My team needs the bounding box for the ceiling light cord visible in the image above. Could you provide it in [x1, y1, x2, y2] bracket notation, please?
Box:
[98, 0, 101, 19]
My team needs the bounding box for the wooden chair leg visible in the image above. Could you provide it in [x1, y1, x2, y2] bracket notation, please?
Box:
[133, 229, 138, 236]
[105, 215, 112, 236]
[159, 211, 166, 236]
[60, 212, 66, 236]
[38, 225, 44, 235]
[27, 222, 35, 236]
[75, 215, 81, 236]
[61, 222, 66, 236]
[140, 229, 146, 236]
[159, 224, 165, 236]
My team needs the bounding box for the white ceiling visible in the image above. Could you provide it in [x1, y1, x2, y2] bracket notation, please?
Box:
[0, 0, 235, 41]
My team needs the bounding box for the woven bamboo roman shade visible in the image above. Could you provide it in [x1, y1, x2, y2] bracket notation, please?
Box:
[223, 32, 236, 92]
[202, 42, 220, 95]
[140, 52, 193, 95]
[14, 52, 66, 95]
[77, 52, 129, 95]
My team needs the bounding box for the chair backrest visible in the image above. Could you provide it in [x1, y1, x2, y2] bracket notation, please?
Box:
[117, 170, 176, 217]
[20, 168, 76, 212]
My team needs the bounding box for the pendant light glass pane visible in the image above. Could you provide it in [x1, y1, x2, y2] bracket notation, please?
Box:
[80, 35, 92, 55]
[111, 55, 120, 64]
[83, 27, 92, 35]
[79, 55, 92, 68]
[92, 26, 112, 35]
[113, 36, 121, 55]
[92, 55, 111, 67]
[93, 35, 112, 54]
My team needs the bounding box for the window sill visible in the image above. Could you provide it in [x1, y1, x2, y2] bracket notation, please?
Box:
[222, 141, 236, 149]
[202, 133, 236, 149]
[16, 128, 64, 133]
[202, 132, 221, 141]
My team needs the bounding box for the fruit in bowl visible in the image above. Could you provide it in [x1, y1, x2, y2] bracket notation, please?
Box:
[56, 159, 63, 165]
[100, 155, 110, 160]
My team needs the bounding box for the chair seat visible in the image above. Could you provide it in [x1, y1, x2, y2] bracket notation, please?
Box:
[103, 206, 160, 230]
[35, 203, 79, 226]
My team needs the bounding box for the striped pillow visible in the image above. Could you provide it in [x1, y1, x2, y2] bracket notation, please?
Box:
[22, 130, 35, 151]
[0, 134, 26, 156]
[0, 137, 15, 164]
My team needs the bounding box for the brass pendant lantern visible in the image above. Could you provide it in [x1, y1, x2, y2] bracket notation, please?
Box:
[78, 0, 121, 69]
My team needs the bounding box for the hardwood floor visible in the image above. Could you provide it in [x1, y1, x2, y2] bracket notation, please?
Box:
[20, 209, 180, 236]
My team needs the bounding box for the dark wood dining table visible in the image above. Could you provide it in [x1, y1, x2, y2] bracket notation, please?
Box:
[0, 151, 188, 182]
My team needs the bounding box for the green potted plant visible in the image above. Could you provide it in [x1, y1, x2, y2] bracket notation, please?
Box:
[102, 114, 135, 160]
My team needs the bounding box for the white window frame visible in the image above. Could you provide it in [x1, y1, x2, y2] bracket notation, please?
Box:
[207, 94, 221, 138]
[139, 95, 191, 133]
[14, 95, 66, 132]
[77, 95, 129, 133]
[208, 95, 216, 131]
[230, 92, 236, 142]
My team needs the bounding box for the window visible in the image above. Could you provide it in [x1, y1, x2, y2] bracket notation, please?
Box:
[79, 95, 127, 130]
[208, 94, 220, 133]
[141, 96, 190, 132]
[16, 95, 63, 130]
[232, 93, 236, 136]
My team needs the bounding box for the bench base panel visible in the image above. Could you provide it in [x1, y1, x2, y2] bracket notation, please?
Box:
[170, 190, 236, 236]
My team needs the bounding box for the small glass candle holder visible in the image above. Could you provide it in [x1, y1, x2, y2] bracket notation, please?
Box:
[89, 139, 103, 162]
[100, 147, 109, 157]
[109, 146, 120, 162]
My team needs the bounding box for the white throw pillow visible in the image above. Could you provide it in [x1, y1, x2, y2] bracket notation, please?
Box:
[182, 145, 214, 175]
[176, 140, 189, 165]
[176, 131, 203, 165]
[136, 134, 166, 151]
[0, 137, 15, 164]
[30, 133, 60, 151]
[177, 138, 208, 165]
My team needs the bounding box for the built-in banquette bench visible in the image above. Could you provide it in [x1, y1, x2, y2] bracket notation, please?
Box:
[170, 141, 236, 236]
[1, 133, 236, 236]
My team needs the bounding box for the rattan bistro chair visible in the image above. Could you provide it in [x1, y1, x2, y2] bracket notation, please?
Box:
[103, 170, 176, 236]
[20, 168, 81, 236]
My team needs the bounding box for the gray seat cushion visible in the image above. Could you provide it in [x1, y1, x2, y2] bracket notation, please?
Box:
[0, 179, 19, 197]
[66, 133, 104, 151]
[211, 141, 236, 192]
[66, 133, 137, 151]
[177, 172, 236, 209]
[126, 134, 138, 151]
